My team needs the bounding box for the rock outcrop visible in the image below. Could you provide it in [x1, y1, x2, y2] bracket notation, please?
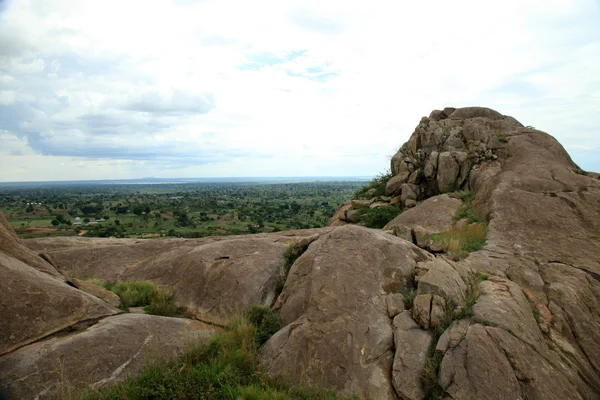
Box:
[2, 106, 600, 399]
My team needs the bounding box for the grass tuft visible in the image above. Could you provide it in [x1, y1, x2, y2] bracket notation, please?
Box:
[430, 223, 487, 258]
[111, 281, 158, 307]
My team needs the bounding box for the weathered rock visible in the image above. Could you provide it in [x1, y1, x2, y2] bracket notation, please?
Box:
[385, 194, 461, 234]
[400, 183, 418, 204]
[417, 258, 467, 305]
[66, 277, 121, 307]
[370, 201, 389, 209]
[392, 225, 413, 242]
[437, 152, 460, 193]
[261, 225, 433, 399]
[26, 229, 331, 325]
[386, 293, 406, 318]
[386, 172, 409, 196]
[0, 314, 219, 399]
[429, 295, 447, 329]
[351, 199, 370, 208]
[412, 294, 432, 330]
[392, 312, 433, 400]
[436, 319, 471, 355]
[0, 251, 119, 356]
[405, 199, 417, 208]
[345, 209, 360, 223]
[411, 226, 431, 249]
[327, 202, 351, 226]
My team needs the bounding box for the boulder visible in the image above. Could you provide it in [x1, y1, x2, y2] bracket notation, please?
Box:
[384, 194, 461, 234]
[385, 172, 409, 196]
[437, 152, 460, 193]
[261, 225, 433, 399]
[0, 314, 219, 399]
[412, 294, 432, 330]
[416, 258, 467, 305]
[392, 312, 433, 400]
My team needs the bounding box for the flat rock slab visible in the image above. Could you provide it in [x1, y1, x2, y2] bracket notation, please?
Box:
[0, 314, 220, 399]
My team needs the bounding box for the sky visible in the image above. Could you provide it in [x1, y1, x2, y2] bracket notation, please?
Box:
[0, 0, 599, 182]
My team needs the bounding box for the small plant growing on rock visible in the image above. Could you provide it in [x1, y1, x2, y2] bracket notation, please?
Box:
[496, 133, 510, 143]
[246, 305, 281, 345]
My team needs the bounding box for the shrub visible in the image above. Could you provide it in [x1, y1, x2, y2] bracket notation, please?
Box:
[111, 281, 158, 307]
[144, 289, 187, 318]
[356, 205, 402, 229]
[496, 133, 509, 143]
[246, 305, 281, 346]
[353, 170, 393, 199]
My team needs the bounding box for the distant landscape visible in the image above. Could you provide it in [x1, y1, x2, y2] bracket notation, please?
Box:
[0, 178, 367, 239]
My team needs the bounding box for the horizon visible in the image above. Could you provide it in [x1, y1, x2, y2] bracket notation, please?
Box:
[0, 0, 599, 181]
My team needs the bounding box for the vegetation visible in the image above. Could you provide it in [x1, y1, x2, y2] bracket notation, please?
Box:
[92, 280, 187, 317]
[353, 170, 393, 199]
[430, 223, 487, 258]
[496, 133, 509, 143]
[355, 205, 402, 229]
[70, 308, 344, 400]
[400, 288, 418, 310]
[246, 305, 281, 346]
[0, 180, 365, 239]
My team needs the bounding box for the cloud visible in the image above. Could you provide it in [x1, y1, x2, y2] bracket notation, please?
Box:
[122, 90, 215, 115]
[0, 0, 599, 181]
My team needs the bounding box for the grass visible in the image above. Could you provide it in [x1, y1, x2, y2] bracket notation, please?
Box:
[355, 205, 402, 229]
[69, 307, 344, 400]
[399, 288, 417, 310]
[430, 223, 487, 258]
[353, 170, 393, 199]
[90, 280, 188, 317]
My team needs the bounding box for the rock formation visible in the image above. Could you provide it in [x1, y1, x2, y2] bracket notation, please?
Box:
[1, 106, 599, 399]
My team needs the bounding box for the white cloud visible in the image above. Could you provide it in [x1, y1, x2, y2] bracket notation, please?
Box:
[0, 0, 599, 181]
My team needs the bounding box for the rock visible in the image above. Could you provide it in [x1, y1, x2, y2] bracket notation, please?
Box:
[412, 294, 432, 330]
[370, 201, 389, 209]
[437, 152, 460, 193]
[0, 250, 119, 356]
[400, 183, 418, 204]
[327, 202, 351, 226]
[436, 319, 471, 355]
[66, 277, 121, 307]
[389, 195, 403, 205]
[26, 229, 331, 325]
[423, 151, 439, 179]
[392, 312, 433, 400]
[407, 169, 422, 185]
[442, 107, 456, 118]
[385, 194, 461, 233]
[345, 209, 360, 223]
[412, 226, 431, 249]
[386, 293, 406, 318]
[0, 314, 219, 399]
[429, 295, 447, 329]
[385, 172, 409, 196]
[351, 199, 371, 209]
[405, 199, 417, 208]
[365, 188, 377, 197]
[449, 107, 505, 121]
[260, 225, 433, 399]
[392, 225, 413, 242]
[416, 258, 467, 305]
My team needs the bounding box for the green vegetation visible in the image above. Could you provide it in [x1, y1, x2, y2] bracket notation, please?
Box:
[283, 243, 301, 274]
[71, 308, 344, 400]
[400, 288, 418, 310]
[524, 125, 536, 129]
[0, 180, 365, 239]
[422, 272, 489, 399]
[246, 305, 281, 345]
[532, 306, 541, 324]
[92, 280, 187, 317]
[355, 205, 402, 229]
[496, 133, 509, 143]
[431, 191, 487, 257]
[353, 170, 392, 199]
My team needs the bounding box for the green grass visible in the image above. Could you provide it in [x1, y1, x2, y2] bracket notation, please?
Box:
[144, 289, 188, 318]
[111, 281, 158, 307]
[430, 223, 487, 258]
[69, 308, 344, 400]
[399, 288, 417, 310]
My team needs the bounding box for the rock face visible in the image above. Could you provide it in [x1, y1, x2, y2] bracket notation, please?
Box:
[25, 229, 331, 325]
[0, 314, 218, 399]
[260, 225, 432, 399]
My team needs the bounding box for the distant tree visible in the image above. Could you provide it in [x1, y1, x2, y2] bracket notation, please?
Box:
[103, 215, 110, 220]
[114, 220, 120, 226]
[26, 204, 34, 212]
[51, 219, 60, 226]
[83, 218, 90, 223]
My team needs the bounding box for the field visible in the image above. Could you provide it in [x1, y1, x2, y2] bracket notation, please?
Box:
[0, 180, 365, 239]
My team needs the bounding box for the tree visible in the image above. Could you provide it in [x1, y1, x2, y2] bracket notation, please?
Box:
[51, 219, 60, 226]
[114, 220, 120, 226]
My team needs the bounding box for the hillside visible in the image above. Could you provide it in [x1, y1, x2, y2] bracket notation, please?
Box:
[1, 107, 599, 399]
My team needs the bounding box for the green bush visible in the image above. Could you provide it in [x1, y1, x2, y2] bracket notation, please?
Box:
[74, 312, 343, 400]
[353, 170, 393, 199]
[144, 289, 187, 318]
[356, 205, 402, 229]
[111, 281, 158, 307]
[246, 305, 281, 345]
